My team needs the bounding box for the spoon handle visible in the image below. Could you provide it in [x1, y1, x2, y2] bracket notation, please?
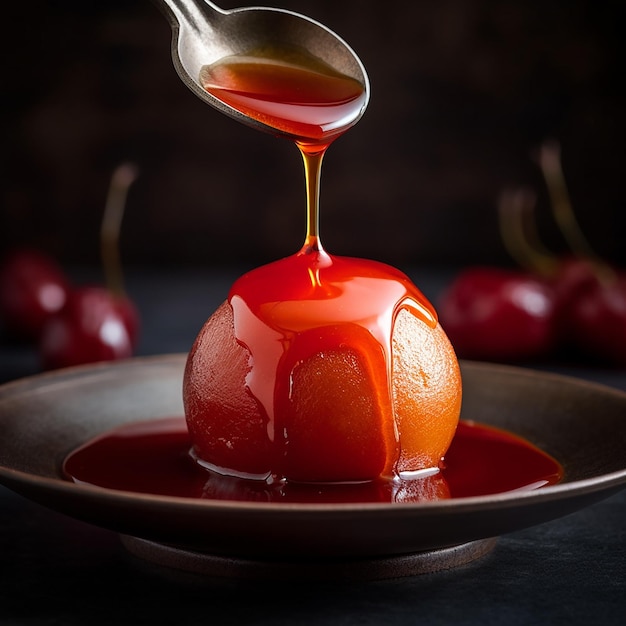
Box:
[153, 0, 225, 32]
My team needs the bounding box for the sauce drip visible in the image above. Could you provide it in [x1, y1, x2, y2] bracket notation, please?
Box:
[63, 417, 563, 503]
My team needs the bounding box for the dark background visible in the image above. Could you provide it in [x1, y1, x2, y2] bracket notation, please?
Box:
[1, 0, 624, 272]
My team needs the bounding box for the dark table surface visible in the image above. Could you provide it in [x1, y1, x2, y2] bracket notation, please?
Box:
[1, 267, 625, 625]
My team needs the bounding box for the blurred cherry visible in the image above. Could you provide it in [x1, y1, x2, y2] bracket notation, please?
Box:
[38, 162, 141, 370]
[552, 259, 626, 366]
[40, 286, 139, 370]
[438, 140, 625, 367]
[438, 267, 557, 362]
[535, 142, 626, 365]
[570, 278, 626, 366]
[0, 248, 70, 340]
[551, 257, 597, 300]
[547, 257, 596, 344]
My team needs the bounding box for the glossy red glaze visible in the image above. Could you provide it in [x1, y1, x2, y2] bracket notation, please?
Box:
[183, 250, 461, 484]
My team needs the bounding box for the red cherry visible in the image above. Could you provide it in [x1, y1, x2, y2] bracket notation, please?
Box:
[545, 257, 596, 348]
[437, 267, 557, 362]
[0, 248, 71, 340]
[552, 259, 626, 366]
[568, 277, 626, 366]
[550, 257, 598, 306]
[39, 286, 140, 370]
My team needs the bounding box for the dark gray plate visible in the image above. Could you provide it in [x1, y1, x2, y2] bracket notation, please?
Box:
[1, 355, 625, 564]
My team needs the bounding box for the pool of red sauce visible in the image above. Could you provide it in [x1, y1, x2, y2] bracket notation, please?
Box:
[62, 417, 563, 503]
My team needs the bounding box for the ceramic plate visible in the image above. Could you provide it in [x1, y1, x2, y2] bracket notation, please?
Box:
[1, 355, 625, 564]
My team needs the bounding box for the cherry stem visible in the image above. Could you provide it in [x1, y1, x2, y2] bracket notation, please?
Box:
[537, 140, 614, 281]
[498, 188, 560, 277]
[298, 143, 328, 255]
[100, 163, 138, 297]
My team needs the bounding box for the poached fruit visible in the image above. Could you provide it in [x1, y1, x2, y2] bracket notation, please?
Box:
[184, 250, 462, 484]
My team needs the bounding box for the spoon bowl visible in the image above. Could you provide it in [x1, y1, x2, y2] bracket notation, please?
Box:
[154, 0, 370, 139]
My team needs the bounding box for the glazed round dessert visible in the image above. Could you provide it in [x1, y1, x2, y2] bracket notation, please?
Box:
[183, 251, 462, 484]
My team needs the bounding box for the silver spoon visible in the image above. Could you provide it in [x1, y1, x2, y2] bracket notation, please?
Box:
[153, 0, 370, 139]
